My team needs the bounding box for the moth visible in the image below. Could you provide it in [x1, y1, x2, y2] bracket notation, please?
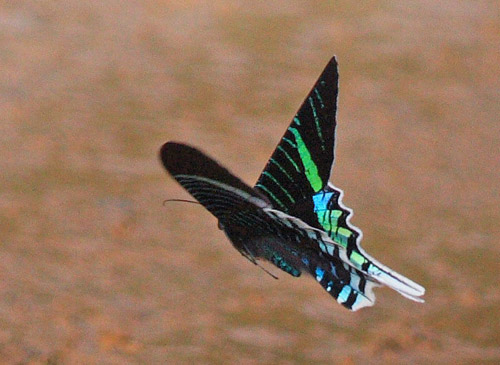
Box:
[160, 57, 425, 310]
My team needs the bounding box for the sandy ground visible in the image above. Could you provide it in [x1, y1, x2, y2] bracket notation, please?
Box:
[1, 1, 499, 363]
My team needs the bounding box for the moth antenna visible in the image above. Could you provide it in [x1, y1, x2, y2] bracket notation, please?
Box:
[163, 198, 201, 206]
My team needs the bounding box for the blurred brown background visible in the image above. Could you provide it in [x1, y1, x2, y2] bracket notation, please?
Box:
[1, 1, 499, 363]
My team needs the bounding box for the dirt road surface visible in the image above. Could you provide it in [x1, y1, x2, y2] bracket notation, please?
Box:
[1, 1, 499, 363]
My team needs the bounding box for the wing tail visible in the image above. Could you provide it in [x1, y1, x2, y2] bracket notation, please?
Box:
[266, 207, 425, 305]
[363, 257, 426, 302]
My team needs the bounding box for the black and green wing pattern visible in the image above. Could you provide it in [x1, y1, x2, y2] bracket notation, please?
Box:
[160, 56, 425, 311]
[255, 57, 339, 213]
[255, 57, 425, 309]
[161, 142, 380, 310]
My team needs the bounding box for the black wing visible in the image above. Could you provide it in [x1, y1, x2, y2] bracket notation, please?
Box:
[160, 142, 271, 224]
[160, 142, 303, 278]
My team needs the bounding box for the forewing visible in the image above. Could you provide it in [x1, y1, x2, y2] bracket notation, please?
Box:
[255, 56, 339, 212]
[160, 142, 270, 223]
